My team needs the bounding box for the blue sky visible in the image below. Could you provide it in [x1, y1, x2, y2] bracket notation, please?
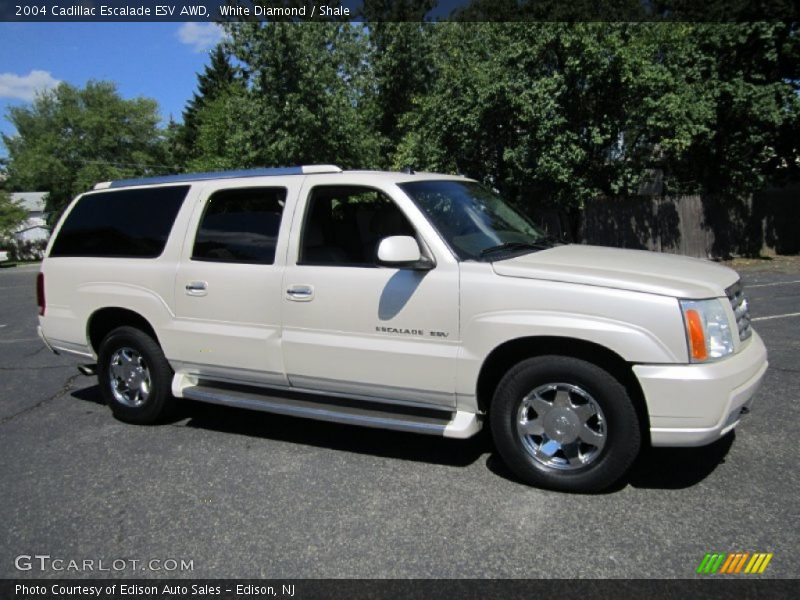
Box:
[0, 6, 467, 159]
[0, 22, 224, 156]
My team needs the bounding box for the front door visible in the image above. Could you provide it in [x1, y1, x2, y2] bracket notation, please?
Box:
[281, 184, 460, 408]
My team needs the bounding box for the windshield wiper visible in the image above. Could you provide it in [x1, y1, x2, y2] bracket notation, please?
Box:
[479, 241, 553, 258]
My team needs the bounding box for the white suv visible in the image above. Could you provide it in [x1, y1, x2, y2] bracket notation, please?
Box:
[37, 165, 767, 491]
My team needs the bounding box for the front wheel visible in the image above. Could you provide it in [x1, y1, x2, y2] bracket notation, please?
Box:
[490, 356, 641, 492]
[97, 326, 175, 424]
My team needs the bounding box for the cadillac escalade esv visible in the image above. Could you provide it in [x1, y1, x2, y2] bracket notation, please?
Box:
[36, 165, 768, 492]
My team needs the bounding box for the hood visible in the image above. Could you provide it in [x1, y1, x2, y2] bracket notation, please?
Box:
[492, 244, 739, 298]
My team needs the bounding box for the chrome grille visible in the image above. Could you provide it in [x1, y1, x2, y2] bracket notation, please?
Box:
[726, 281, 752, 341]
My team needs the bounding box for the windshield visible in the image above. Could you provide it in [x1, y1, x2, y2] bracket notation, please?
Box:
[398, 180, 551, 261]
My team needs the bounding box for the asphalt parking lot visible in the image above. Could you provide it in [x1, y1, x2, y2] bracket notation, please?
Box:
[1, 262, 798, 579]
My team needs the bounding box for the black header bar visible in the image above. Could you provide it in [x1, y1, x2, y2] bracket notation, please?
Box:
[1, 1, 799, 22]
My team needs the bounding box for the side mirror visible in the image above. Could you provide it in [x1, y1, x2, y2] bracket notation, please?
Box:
[377, 236, 433, 270]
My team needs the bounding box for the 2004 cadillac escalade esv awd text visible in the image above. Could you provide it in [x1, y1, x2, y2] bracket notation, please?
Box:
[36, 165, 768, 492]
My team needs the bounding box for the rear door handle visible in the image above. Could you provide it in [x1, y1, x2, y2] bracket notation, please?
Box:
[286, 284, 314, 302]
[185, 281, 208, 296]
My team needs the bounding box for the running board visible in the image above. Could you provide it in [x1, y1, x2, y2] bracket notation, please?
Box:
[179, 382, 481, 439]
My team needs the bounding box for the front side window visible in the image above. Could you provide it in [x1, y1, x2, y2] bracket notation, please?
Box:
[399, 180, 551, 261]
[299, 186, 415, 266]
[192, 187, 286, 264]
[50, 185, 189, 258]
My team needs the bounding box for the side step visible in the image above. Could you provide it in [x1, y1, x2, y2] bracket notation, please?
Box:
[179, 382, 481, 439]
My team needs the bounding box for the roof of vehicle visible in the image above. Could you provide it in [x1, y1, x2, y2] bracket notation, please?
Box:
[93, 165, 469, 191]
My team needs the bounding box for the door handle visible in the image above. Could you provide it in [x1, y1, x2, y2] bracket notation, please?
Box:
[286, 284, 314, 302]
[185, 281, 208, 296]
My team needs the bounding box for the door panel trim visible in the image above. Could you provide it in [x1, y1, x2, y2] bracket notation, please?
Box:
[289, 374, 454, 409]
[172, 362, 453, 412]
[171, 361, 287, 387]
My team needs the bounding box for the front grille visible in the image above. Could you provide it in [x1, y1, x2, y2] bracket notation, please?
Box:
[726, 281, 752, 341]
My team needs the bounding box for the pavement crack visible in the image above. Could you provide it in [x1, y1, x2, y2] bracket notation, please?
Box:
[0, 373, 80, 426]
[23, 345, 47, 358]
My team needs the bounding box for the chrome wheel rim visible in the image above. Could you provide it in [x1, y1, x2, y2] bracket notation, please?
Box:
[108, 347, 151, 407]
[516, 383, 606, 470]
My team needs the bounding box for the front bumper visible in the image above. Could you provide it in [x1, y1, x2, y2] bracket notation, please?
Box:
[634, 331, 768, 447]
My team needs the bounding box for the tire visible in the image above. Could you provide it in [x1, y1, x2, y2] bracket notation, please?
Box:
[97, 326, 175, 424]
[490, 355, 640, 493]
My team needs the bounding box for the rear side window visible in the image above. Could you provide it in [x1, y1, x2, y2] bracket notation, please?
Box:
[50, 185, 189, 258]
[192, 187, 286, 264]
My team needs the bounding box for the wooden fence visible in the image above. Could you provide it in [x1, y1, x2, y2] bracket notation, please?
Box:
[537, 186, 800, 259]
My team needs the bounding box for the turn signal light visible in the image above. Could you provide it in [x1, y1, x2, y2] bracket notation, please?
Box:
[685, 309, 707, 361]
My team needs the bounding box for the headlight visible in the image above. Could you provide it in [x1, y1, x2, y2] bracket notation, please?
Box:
[679, 298, 735, 362]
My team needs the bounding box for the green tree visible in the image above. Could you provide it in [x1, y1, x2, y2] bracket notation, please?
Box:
[178, 45, 238, 165]
[177, 18, 798, 244]
[368, 22, 434, 166]
[394, 24, 679, 206]
[0, 190, 27, 240]
[3, 81, 167, 222]
[362, 2, 436, 165]
[394, 22, 799, 216]
[221, 21, 380, 168]
[661, 23, 800, 194]
[187, 81, 258, 171]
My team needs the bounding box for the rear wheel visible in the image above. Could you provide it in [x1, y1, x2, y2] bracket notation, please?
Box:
[97, 326, 175, 424]
[490, 355, 640, 492]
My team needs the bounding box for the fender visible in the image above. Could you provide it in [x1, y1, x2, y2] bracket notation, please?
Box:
[457, 310, 685, 400]
[76, 282, 175, 356]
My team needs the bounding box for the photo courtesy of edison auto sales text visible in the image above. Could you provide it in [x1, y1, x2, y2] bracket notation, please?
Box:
[14, 584, 296, 596]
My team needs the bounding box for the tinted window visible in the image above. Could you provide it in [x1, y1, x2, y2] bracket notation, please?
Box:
[192, 187, 286, 264]
[50, 185, 189, 258]
[300, 186, 415, 266]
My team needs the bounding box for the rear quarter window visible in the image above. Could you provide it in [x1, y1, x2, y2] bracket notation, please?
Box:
[49, 185, 190, 258]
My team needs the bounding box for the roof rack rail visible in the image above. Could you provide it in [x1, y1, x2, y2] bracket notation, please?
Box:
[94, 165, 342, 190]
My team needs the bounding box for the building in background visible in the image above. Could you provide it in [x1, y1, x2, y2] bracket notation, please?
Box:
[11, 192, 49, 243]
[7, 192, 49, 260]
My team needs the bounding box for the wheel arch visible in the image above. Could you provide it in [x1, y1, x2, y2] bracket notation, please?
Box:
[476, 336, 650, 444]
[87, 307, 161, 355]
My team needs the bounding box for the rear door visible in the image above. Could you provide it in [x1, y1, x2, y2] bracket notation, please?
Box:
[170, 179, 300, 386]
